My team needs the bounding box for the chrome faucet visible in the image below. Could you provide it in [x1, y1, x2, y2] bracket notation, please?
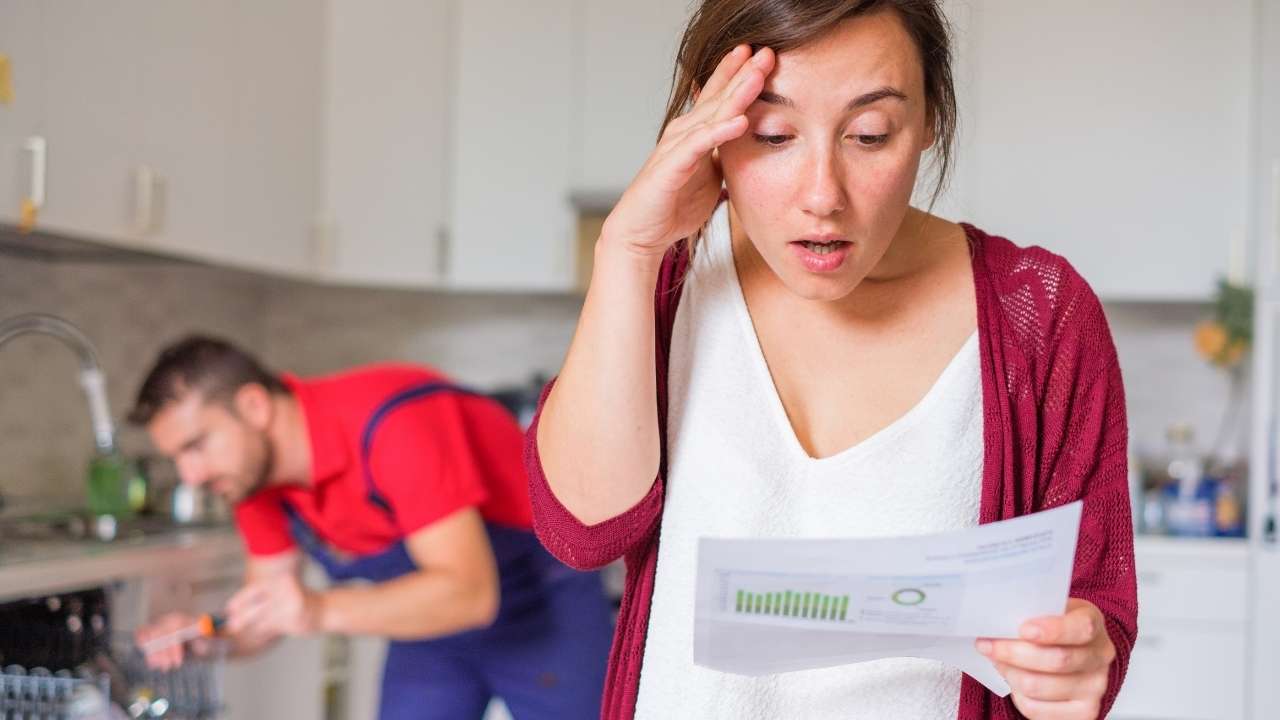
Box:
[0, 313, 118, 455]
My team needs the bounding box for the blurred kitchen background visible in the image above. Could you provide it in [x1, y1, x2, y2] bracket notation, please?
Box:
[1, 1, 1278, 719]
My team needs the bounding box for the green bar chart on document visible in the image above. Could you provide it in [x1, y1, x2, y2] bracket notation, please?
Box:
[733, 587, 856, 622]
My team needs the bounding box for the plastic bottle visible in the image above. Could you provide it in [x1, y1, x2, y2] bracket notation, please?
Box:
[1163, 424, 1215, 537]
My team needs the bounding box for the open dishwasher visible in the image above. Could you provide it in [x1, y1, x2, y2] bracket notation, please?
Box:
[0, 587, 227, 719]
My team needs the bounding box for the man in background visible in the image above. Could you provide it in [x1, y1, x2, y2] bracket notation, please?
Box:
[131, 336, 611, 720]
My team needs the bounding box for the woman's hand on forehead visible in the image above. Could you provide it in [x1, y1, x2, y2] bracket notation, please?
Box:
[598, 44, 775, 262]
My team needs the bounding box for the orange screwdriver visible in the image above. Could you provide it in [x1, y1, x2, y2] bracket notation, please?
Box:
[138, 613, 226, 653]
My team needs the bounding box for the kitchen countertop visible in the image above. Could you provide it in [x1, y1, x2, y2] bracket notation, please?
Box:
[1134, 533, 1250, 560]
[0, 524, 243, 602]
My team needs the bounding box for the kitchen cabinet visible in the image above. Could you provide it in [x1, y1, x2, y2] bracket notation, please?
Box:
[1255, 0, 1280, 296]
[571, 0, 691, 197]
[35, 0, 145, 246]
[447, 0, 577, 291]
[1, 0, 320, 276]
[1249, 2, 1280, 718]
[210, 0, 323, 276]
[0, 1, 46, 228]
[318, 0, 453, 287]
[1111, 538, 1249, 720]
[959, 0, 1254, 301]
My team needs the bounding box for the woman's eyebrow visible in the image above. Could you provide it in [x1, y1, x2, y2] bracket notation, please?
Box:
[847, 87, 908, 109]
[755, 86, 908, 110]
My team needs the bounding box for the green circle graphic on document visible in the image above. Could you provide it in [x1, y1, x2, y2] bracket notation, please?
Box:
[891, 588, 926, 606]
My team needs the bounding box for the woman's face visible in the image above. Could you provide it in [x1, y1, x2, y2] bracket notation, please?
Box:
[718, 10, 934, 301]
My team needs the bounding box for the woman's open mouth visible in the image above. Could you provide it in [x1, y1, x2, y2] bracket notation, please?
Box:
[789, 238, 852, 273]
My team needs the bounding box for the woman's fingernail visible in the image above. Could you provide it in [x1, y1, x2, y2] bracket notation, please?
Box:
[1021, 625, 1043, 641]
[976, 639, 993, 654]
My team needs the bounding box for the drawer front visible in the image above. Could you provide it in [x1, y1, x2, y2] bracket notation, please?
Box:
[1110, 624, 1245, 720]
[1135, 555, 1247, 624]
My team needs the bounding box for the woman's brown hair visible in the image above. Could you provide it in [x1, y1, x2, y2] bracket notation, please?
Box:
[662, 0, 958, 208]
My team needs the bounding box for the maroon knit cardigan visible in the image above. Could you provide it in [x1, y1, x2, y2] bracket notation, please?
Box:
[525, 224, 1137, 719]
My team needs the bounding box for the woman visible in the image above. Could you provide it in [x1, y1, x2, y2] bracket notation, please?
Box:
[528, 1, 1136, 718]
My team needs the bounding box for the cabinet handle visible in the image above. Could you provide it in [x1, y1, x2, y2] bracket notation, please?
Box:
[1272, 159, 1279, 278]
[23, 135, 45, 209]
[310, 215, 336, 274]
[133, 165, 159, 236]
[436, 225, 451, 280]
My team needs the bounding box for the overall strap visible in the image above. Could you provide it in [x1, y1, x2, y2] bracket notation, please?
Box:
[359, 381, 489, 516]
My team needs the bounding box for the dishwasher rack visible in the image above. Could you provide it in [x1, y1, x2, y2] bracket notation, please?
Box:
[0, 664, 112, 719]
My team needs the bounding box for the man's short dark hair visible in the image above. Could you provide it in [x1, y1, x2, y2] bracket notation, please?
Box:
[128, 336, 287, 425]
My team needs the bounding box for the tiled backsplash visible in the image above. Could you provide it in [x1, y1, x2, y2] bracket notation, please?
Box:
[259, 281, 582, 388]
[0, 251, 1239, 510]
[0, 253, 268, 507]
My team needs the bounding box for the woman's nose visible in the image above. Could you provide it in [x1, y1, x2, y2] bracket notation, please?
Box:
[799, 146, 847, 218]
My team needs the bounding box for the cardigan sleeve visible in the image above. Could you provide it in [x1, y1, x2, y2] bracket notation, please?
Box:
[522, 241, 689, 571]
[523, 377, 667, 571]
[1037, 281, 1137, 717]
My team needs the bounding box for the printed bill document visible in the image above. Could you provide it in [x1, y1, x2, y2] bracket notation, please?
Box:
[693, 501, 1083, 696]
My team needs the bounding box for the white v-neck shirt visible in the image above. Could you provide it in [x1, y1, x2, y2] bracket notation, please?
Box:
[634, 204, 983, 719]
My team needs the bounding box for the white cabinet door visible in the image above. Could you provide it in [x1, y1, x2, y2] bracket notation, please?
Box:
[1254, 0, 1280, 295]
[449, 0, 576, 291]
[132, 0, 320, 276]
[23, 1, 320, 275]
[1113, 538, 1250, 719]
[131, 1, 235, 261]
[221, 637, 327, 720]
[219, 0, 322, 276]
[320, 0, 453, 288]
[962, 0, 1254, 301]
[38, 0, 146, 244]
[572, 0, 691, 197]
[0, 1, 46, 227]
[1110, 622, 1246, 720]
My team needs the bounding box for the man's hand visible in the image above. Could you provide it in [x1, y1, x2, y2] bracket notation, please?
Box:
[978, 598, 1116, 720]
[135, 612, 214, 670]
[225, 570, 323, 638]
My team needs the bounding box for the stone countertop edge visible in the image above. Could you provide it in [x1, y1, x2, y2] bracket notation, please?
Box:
[0, 526, 243, 602]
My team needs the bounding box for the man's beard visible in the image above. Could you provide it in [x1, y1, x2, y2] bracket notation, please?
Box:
[227, 433, 275, 504]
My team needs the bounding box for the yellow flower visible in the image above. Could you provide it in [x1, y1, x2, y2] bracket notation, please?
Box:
[1195, 320, 1246, 368]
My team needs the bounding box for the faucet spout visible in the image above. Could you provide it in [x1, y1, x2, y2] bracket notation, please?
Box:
[0, 313, 118, 455]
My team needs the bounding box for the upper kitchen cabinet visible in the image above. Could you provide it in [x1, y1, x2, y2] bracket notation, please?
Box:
[571, 0, 692, 198]
[960, 0, 1254, 301]
[318, 0, 454, 288]
[34, 0, 145, 246]
[0, 2, 47, 228]
[448, 0, 577, 292]
[1, 1, 320, 276]
[210, 0, 323, 276]
[1254, 0, 1280, 297]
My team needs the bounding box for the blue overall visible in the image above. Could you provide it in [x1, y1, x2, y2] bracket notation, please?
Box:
[281, 382, 612, 720]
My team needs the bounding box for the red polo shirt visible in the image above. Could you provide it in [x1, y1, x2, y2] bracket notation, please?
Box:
[233, 364, 532, 557]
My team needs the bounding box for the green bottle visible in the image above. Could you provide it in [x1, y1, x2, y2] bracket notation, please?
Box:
[86, 452, 142, 518]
